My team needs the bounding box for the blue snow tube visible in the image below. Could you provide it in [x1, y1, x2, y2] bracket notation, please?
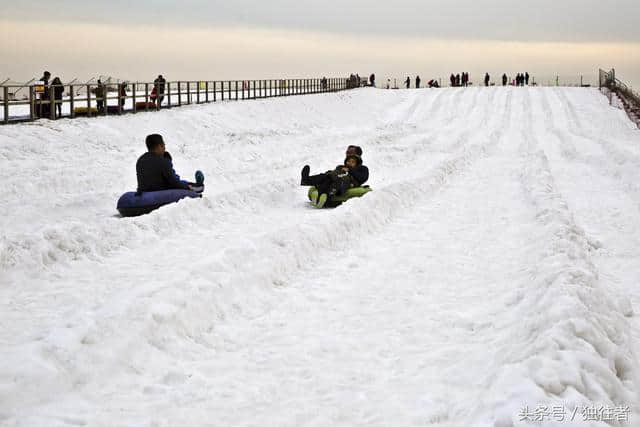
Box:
[117, 189, 201, 217]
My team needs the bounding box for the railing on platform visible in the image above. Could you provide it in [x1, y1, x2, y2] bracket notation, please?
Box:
[0, 77, 350, 125]
[599, 68, 640, 127]
[600, 69, 640, 105]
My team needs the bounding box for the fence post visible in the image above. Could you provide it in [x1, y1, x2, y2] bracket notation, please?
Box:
[3, 86, 8, 124]
[145, 83, 150, 111]
[228, 81, 232, 100]
[87, 84, 92, 117]
[187, 82, 191, 104]
[104, 84, 109, 116]
[29, 85, 35, 121]
[197, 81, 200, 104]
[167, 82, 171, 108]
[118, 84, 123, 115]
[132, 83, 137, 113]
[215, 81, 219, 102]
[49, 84, 56, 120]
[235, 81, 238, 100]
[178, 82, 182, 107]
[70, 85, 75, 118]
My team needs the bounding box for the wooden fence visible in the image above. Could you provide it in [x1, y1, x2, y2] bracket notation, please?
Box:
[599, 68, 640, 127]
[1, 77, 351, 124]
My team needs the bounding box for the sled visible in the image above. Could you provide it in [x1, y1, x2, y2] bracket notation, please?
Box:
[307, 186, 371, 208]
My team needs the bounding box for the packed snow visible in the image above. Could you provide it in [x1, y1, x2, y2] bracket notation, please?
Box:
[0, 87, 639, 426]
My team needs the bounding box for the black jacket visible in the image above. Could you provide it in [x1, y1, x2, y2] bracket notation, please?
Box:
[54, 85, 64, 100]
[154, 78, 166, 94]
[136, 152, 190, 192]
[349, 165, 369, 186]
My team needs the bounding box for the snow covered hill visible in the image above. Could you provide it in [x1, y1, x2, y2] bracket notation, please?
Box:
[1, 87, 639, 426]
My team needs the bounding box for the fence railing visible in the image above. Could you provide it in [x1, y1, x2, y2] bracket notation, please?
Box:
[599, 69, 640, 104]
[0, 77, 351, 124]
[599, 68, 640, 127]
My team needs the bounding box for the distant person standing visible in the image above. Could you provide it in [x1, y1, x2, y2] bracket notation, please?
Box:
[154, 75, 166, 106]
[37, 70, 51, 118]
[502, 73, 508, 86]
[369, 73, 375, 87]
[415, 75, 421, 88]
[51, 77, 64, 118]
[484, 73, 490, 86]
[525, 72, 530, 85]
[405, 76, 410, 89]
[450, 74, 456, 87]
[119, 82, 127, 108]
[96, 79, 106, 113]
[455, 74, 461, 87]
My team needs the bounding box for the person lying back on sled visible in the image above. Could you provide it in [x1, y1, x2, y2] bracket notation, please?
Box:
[300, 154, 368, 207]
[343, 145, 369, 184]
[136, 134, 203, 193]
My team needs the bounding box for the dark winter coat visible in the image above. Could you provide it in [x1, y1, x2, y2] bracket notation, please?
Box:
[348, 164, 369, 186]
[53, 84, 64, 100]
[136, 152, 190, 192]
[154, 77, 166, 94]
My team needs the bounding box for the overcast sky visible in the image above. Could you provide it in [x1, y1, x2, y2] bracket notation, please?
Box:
[1, 0, 639, 86]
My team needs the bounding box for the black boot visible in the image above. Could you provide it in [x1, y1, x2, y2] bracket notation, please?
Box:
[300, 165, 310, 185]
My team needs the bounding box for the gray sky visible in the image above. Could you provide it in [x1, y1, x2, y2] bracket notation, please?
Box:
[3, 0, 639, 42]
[1, 0, 639, 86]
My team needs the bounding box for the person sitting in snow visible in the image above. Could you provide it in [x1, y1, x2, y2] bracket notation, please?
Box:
[300, 151, 368, 208]
[136, 134, 202, 193]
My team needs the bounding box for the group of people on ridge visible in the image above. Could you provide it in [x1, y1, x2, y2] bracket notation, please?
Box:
[35, 71, 167, 119]
[36, 71, 64, 118]
[449, 72, 471, 87]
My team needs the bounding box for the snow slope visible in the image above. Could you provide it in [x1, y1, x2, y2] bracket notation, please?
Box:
[0, 87, 638, 427]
